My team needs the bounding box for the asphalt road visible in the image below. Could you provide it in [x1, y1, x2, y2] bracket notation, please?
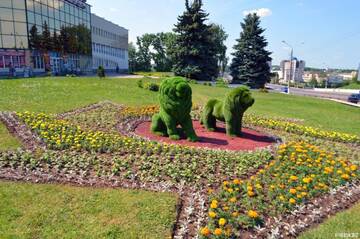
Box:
[266, 84, 353, 101]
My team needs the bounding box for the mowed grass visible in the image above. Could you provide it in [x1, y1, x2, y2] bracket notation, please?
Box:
[0, 181, 177, 239]
[299, 203, 360, 239]
[0, 76, 359, 134]
[341, 82, 360, 89]
[0, 123, 21, 151]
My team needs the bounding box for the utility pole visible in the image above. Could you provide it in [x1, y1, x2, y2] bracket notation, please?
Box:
[282, 41, 293, 94]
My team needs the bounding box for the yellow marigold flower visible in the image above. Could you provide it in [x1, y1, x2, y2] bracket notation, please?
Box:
[290, 175, 298, 181]
[214, 228, 222, 236]
[219, 218, 227, 226]
[229, 197, 237, 203]
[289, 198, 296, 204]
[247, 185, 253, 191]
[209, 211, 216, 218]
[279, 195, 285, 201]
[247, 191, 255, 197]
[223, 206, 229, 211]
[210, 201, 218, 209]
[302, 177, 312, 184]
[232, 211, 239, 217]
[227, 188, 234, 193]
[247, 210, 259, 218]
[289, 188, 297, 194]
[341, 174, 350, 180]
[223, 181, 229, 186]
[208, 189, 214, 194]
[350, 165, 358, 171]
[200, 227, 211, 237]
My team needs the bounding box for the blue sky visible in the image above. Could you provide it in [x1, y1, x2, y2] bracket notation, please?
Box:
[87, 0, 360, 69]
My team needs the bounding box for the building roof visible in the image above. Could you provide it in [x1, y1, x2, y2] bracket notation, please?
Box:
[91, 13, 128, 32]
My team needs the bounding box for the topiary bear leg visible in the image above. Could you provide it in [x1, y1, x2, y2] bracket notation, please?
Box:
[181, 117, 198, 142]
[151, 113, 167, 137]
[202, 104, 217, 132]
[226, 115, 243, 137]
[162, 112, 181, 140]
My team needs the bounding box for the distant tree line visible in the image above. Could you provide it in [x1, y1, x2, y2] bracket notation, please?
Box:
[29, 22, 92, 55]
[129, 0, 272, 88]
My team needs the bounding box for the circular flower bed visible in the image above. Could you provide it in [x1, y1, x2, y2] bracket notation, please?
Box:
[135, 120, 277, 151]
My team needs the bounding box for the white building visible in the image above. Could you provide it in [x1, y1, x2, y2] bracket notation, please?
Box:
[91, 14, 129, 72]
[280, 58, 305, 83]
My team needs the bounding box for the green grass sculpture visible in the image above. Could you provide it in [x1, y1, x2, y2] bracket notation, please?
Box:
[151, 77, 198, 142]
[201, 86, 255, 137]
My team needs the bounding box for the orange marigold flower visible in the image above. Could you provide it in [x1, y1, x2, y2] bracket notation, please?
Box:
[201, 227, 211, 237]
[341, 174, 350, 180]
[233, 179, 241, 185]
[247, 191, 255, 197]
[289, 188, 297, 194]
[214, 228, 222, 236]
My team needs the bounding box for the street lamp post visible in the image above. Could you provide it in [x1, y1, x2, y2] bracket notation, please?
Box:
[282, 41, 293, 94]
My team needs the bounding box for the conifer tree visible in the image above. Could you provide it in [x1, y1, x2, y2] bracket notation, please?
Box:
[41, 21, 52, 52]
[230, 13, 272, 88]
[173, 0, 218, 81]
[29, 25, 41, 50]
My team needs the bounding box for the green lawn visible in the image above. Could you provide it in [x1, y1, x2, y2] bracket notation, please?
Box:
[0, 77, 359, 134]
[299, 203, 360, 239]
[341, 82, 360, 89]
[0, 123, 21, 151]
[0, 181, 177, 239]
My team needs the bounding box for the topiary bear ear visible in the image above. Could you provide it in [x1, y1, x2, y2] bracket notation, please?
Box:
[176, 82, 190, 97]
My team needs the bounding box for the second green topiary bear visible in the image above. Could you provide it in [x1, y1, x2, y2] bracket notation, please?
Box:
[201, 86, 255, 137]
[151, 77, 198, 142]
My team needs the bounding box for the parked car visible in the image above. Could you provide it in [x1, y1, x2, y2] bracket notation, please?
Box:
[347, 94, 360, 104]
[281, 86, 288, 94]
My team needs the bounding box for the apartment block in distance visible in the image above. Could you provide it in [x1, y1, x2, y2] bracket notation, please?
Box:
[280, 58, 305, 83]
[91, 14, 128, 73]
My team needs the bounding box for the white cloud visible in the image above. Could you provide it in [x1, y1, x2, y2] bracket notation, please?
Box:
[242, 8, 272, 18]
[109, 7, 119, 12]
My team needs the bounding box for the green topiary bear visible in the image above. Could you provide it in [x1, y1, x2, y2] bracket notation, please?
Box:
[151, 77, 198, 142]
[201, 86, 255, 137]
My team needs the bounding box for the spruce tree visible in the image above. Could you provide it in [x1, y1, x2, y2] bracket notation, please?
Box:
[29, 25, 41, 50]
[230, 13, 272, 88]
[41, 21, 52, 52]
[173, 0, 218, 81]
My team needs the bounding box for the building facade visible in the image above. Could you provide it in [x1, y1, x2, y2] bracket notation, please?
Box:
[280, 58, 305, 83]
[91, 14, 128, 73]
[0, 0, 92, 77]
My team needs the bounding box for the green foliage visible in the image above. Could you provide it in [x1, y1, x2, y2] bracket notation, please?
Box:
[151, 77, 198, 141]
[215, 78, 229, 88]
[97, 66, 105, 78]
[173, 0, 219, 81]
[29, 24, 91, 55]
[201, 86, 255, 136]
[144, 82, 159, 92]
[230, 13, 272, 88]
[137, 79, 144, 88]
[209, 24, 229, 75]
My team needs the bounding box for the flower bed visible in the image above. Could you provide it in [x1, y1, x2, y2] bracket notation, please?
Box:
[201, 142, 359, 238]
[244, 114, 360, 144]
[13, 111, 273, 186]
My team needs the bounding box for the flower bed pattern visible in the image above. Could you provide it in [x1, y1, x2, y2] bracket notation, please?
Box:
[0, 102, 359, 239]
[201, 142, 359, 238]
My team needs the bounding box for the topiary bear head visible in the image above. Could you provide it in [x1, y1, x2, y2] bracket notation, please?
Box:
[224, 86, 255, 115]
[159, 77, 193, 115]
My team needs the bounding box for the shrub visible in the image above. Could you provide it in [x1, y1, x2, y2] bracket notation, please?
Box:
[137, 79, 144, 88]
[258, 88, 269, 93]
[146, 82, 159, 92]
[97, 66, 105, 78]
